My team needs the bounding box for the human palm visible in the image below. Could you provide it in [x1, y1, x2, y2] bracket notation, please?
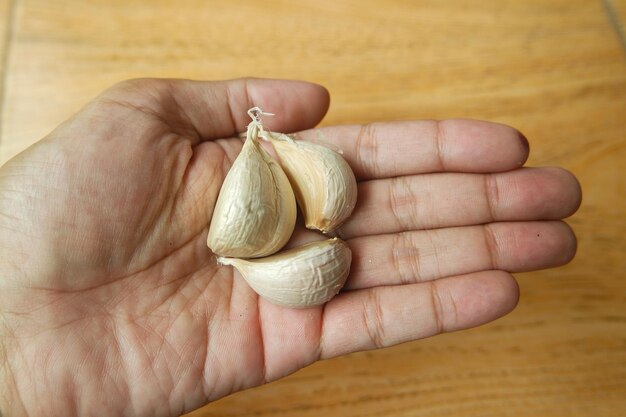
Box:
[0, 78, 581, 417]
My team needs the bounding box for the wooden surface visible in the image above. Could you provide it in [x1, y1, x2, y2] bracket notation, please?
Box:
[1, 0, 625, 416]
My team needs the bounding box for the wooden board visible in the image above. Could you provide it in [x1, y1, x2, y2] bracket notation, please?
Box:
[1, 0, 625, 416]
[0, 0, 13, 139]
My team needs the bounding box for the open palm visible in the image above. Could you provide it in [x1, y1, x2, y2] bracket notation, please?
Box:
[0, 78, 581, 417]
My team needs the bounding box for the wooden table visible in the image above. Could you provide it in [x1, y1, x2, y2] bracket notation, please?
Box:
[1, 1, 625, 415]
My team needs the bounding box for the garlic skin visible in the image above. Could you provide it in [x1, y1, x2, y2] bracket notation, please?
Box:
[207, 125, 296, 258]
[268, 133, 358, 233]
[218, 238, 352, 308]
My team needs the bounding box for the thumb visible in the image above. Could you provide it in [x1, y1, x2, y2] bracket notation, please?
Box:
[100, 77, 331, 143]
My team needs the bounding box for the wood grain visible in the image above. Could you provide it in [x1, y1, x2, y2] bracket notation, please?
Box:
[1, 0, 625, 416]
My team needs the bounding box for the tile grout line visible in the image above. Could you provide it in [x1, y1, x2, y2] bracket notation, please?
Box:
[0, 0, 18, 153]
[602, 0, 626, 55]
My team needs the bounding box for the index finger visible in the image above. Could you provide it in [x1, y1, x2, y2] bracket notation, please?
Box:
[296, 120, 530, 180]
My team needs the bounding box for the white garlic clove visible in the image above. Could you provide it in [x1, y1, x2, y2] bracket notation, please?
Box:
[268, 132, 358, 234]
[218, 238, 352, 308]
[207, 124, 297, 258]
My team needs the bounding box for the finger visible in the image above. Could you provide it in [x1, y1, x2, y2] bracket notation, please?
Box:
[319, 270, 519, 359]
[346, 221, 576, 290]
[101, 77, 330, 143]
[339, 167, 582, 238]
[296, 119, 529, 180]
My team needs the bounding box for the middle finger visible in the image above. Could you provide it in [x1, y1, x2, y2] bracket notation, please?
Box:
[338, 167, 581, 238]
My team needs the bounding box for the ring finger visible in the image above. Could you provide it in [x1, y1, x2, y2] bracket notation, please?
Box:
[345, 220, 577, 290]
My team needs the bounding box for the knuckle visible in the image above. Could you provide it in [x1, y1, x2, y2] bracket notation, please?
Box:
[482, 224, 500, 269]
[434, 120, 447, 170]
[484, 174, 499, 222]
[362, 289, 387, 349]
[428, 281, 446, 334]
[391, 232, 421, 284]
[355, 123, 380, 177]
[388, 176, 418, 230]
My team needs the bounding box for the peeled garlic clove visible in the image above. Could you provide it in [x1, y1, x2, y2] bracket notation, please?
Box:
[207, 125, 296, 258]
[218, 238, 351, 308]
[268, 133, 357, 234]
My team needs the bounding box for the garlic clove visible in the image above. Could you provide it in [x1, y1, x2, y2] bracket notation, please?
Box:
[267, 133, 358, 234]
[218, 238, 352, 308]
[207, 123, 296, 258]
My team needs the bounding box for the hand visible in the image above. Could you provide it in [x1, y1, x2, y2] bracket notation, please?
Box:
[0, 78, 581, 417]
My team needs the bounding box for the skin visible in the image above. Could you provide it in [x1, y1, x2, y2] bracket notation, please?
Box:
[0, 78, 581, 417]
